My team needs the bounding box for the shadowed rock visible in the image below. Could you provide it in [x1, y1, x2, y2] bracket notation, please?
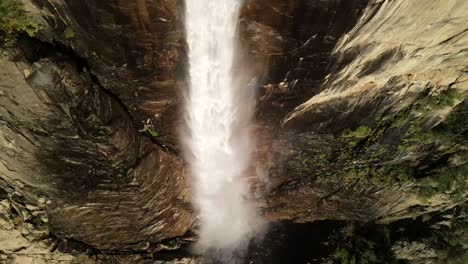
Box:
[0, 42, 194, 255]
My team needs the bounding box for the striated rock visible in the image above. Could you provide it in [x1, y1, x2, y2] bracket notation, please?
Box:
[0, 42, 193, 254]
[241, 0, 368, 123]
[284, 0, 468, 131]
[392, 241, 438, 264]
[21, 0, 187, 151]
[259, 0, 467, 223]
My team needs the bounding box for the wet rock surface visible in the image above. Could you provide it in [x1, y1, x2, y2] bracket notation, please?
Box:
[241, 0, 369, 123]
[22, 0, 187, 151]
[0, 0, 467, 263]
[0, 40, 193, 258]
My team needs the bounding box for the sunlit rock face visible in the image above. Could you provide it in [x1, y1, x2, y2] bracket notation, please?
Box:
[259, 0, 467, 223]
[240, 0, 369, 122]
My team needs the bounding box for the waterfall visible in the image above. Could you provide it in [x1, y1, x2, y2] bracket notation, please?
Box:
[183, 0, 264, 260]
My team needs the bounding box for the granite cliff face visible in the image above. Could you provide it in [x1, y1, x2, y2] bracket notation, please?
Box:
[261, 0, 467, 224]
[1, 0, 194, 261]
[0, 0, 466, 263]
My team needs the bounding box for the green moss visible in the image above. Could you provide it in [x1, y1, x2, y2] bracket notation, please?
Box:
[339, 126, 375, 150]
[427, 89, 461, 109]
[419, 187, 438, 202]
[342, 126, 373, 141]
[337, 164, 415, 186]
[375, 104, 412, 130]
[63, 27, 75, 39]
[324, 88, 465, 188]
[341, 167, 369, 184]
[328, 206, 467, 264]
[418, 164, 468, 201]
[147, 128, 159, 138]
[0, 0, 40, 46]
[398, 89, 465, 152]
[330, 224, 397, 264]
[139, 121, 159, 138]
[390, 116, 407, 129]
[27, 214, 48, 230]
[318, 153, 328, 161]
[436, 100, 468, 145]
[378, 165, 414, 184]
[399, 124, 434, 150]
[428, 214, 468, 264]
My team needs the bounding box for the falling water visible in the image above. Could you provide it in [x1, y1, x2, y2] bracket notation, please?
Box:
[183, 0, 263, 261]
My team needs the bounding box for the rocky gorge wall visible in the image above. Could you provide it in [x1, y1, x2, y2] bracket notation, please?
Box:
[261, 0, 467, 223]
[0, 0, 467, 263]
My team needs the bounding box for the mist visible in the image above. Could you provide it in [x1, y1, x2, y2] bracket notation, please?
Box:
[181, 0, 265, 262]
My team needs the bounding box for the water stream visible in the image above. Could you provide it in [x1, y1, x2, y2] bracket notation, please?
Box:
[183, 0, 263, 261]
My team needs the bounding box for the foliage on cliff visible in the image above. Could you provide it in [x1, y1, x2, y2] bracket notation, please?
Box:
[326, 206, 467, 264]
[329, 224, 397, 264]
[0, 0, 40, 46]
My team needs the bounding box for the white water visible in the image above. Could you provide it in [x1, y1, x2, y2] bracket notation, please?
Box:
[183, 0, 263, 259]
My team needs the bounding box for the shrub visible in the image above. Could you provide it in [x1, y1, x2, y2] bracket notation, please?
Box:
[0, 0, 40, 46]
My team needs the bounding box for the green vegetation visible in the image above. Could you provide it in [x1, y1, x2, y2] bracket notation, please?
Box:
[147, 127, 159, 138]
[63, 27, 75, 39]
[375, 165, 414, 185]
[342, 126, 373, 141]
[326, 206, 467, 264]
[139, 121, 159, 138]
[425, 210, 468, 264]
[399, 88, 464, 151]
[395, 90, 466, 200]
[333, 164, 415, 186]
[271, 88, 465, 262]
[330, 87, 466, 194]
[418, 88, 462, 112]
[341, 126, 373, 147]
[419, 164, 468, 202]
[0, 0, 40, 46]
[28, 214, 48, 230]
[329, 224, 397, 264]
[389, 110, 411, 129]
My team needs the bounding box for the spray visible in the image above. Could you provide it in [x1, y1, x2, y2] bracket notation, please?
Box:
[182, 0, 264, 262]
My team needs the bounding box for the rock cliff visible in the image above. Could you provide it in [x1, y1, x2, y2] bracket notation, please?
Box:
[0, 0, 466, 263]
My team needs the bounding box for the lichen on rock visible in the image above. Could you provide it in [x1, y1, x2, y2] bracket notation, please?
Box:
[0, 0, 40, 46]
